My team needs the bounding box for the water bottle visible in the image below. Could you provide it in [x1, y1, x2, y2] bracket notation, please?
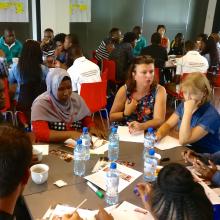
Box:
[144, 148, 158, 182]
[105, 162, 119, 205]
[143, 127, 155, 159]
[80, 127, 91, 160]
[108, 127, 119, 161]
[74, 139, 86, 176]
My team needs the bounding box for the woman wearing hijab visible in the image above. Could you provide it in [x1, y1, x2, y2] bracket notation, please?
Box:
[31, 68, 104, 142]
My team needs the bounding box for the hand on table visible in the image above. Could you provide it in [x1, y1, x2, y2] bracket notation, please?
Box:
[127, 121, 143, 133]
[61, 211, 83, 220]
[136, 182, 152, 210]
[182, 150, 198, 164]
[95, 207, 114, 220]
[155, 131, 163, 142]
[193, 159, 217, 181]
[124, 98, 138, 116]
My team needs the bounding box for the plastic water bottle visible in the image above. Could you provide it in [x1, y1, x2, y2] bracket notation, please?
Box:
[80, 127, 91, 160]
[108, 127, 119, 161]
[144, 148, 158, 182]
[143, 127, 155, 159]
[74, 139, 86, 176]
[105, 162, 119, 205]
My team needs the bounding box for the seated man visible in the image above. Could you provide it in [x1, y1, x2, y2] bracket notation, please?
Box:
[109, 32, 137, 83]
[0, 78, 6, 122]
[40, 28, 55, 57]
[0, 125, 32, 219]
[141, 32, 168, 69]
[132, 26, 147, 56]
[95, 27, 122, 61]
[175, 40, 208, 82]
[0, 28, 22, 64]
[67, 46, 101, 94]
[54, 33, 66, 63]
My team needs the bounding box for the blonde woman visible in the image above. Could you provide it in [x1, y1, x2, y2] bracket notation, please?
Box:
[156, 73, 220, 153]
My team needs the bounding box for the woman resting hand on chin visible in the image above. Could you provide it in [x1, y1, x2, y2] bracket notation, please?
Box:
[110, 55, 166, 133]
[156, 73, 220, 153]
[31, 68, 105, 143]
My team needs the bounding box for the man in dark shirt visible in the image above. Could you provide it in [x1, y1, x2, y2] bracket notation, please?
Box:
[141, 32, 168, 68]
[109, 32, 137, 83]
[0, 126, 32, 219]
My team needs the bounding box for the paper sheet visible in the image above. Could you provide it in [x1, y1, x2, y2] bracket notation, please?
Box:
[32, 145, 49, 155]
[46, 202, 153, 220]
[90, 136, 109, 154]
[117, 126, 144, 143]
[155, 136, 181, 150]
[84, 163, 142, 193]
[188, 166, 220, 205]
[64, 137, 109, 154]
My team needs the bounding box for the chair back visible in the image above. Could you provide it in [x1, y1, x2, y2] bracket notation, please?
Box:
[80, 81, 107, 113]
[101, 68, 108, 81]
[154, 68, 160, 83]
[90, 58, 98, 65]
[102, 59, 116, 81]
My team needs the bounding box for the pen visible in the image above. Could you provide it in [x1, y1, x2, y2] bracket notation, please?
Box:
[87, 181, 104, 199]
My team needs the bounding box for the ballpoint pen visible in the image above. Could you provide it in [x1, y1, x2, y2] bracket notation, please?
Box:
[87, 181, 104, 199]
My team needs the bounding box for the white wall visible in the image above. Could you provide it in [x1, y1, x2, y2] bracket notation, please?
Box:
[204, 0, 217, 35]
[40, 0, 69, 38]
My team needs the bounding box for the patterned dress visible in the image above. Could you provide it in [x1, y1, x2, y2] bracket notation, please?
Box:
[112, 85, 157, 127]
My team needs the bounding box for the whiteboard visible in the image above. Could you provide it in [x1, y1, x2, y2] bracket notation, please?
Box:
[69, 0, 91, 22]
[0, 0, 29, 22]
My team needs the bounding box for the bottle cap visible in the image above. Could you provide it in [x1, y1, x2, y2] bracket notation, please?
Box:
[110, 162, 117, 169]
[83, 127, 88, 133]
[111, 127, 117, 133]
[148, 148, 155, 155]
[96, 190, 104, 199]
[147, 127, 154, 133]
[77, 139, 82, 145]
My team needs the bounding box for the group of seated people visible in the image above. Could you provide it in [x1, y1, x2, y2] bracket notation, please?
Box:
[0, 25, 220, 219]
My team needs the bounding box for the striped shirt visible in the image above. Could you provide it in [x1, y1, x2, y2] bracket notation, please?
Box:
[95, 37, 112, 60]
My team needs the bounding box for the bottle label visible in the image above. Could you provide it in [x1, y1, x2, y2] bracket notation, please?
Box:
[82, 139, 91, 146]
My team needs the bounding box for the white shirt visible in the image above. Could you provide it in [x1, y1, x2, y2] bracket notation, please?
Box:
[67, 56, 101, 94]
[175, 51, 209, 75]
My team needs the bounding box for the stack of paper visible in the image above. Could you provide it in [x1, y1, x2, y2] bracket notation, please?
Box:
[44, 201, 153, 220]
[155, 135, 181, 150]
[84, 163, 142, 193]
[117, 126, 144, 143]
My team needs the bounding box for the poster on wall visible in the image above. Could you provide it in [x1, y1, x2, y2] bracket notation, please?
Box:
[69, 0, 91, 22]
[0, 0, 29, 22]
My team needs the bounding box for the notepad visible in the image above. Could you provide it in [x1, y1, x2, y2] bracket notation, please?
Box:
[84, 163, 142, 193]
[155, 135, 181, 150]
[117, 126, 144, 143]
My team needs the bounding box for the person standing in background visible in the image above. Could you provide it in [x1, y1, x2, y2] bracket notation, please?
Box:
[132, 26, 147, 56]
[0, 28, 22, 64]
[157, 24, 170, 53]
